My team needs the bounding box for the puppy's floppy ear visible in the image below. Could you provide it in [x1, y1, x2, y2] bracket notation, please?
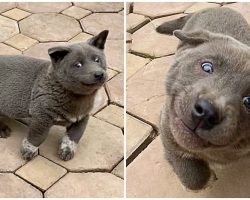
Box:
[48, 46, 71, 63]
[88, 30, 109, 50]
[173, 30, 210, 45]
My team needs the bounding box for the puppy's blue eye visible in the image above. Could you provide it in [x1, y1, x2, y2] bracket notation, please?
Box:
[74, 62, 82, 68]
[201, 62, 213, 74]
[243, 97, 250, 109]
[94, 57, 100, 63]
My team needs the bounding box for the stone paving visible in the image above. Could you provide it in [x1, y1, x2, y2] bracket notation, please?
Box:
[0, 2, 123, 198]
[126, 2, 250, 198]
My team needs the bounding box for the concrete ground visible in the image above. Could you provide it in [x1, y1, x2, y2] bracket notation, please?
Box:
[0, 2, 124, 198]
[126, 2, 250, 198]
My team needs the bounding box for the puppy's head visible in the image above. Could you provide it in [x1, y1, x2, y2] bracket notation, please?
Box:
[165, 29, 250, 152]
[48, 30, 109, 95]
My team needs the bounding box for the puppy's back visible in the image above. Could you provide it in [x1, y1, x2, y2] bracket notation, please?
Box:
[0, 55, 50, 118]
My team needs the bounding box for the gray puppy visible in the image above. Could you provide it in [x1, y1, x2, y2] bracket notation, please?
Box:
[157, 7, 250, 191]
[0, 30, 109, 161]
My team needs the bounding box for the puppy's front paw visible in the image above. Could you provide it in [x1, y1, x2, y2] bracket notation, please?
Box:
[58, 146, 75, 161]
[21, 138, 38, 161]
[58, 135, 77, 161]
[181, 170, 217, 192]
[0, 122, 11, 138]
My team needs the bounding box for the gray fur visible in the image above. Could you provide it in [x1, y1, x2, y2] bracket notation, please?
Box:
[0, 30, 109, 161]
[157, 8, 250, 190]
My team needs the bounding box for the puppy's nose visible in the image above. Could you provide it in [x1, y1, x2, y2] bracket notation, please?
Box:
[94, 71, 104, 80]
[192, 99, 219, 130]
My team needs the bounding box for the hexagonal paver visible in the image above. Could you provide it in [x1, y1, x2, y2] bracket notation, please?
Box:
[39, 117, 123, 171]
[127, 13, 150, 33]
[19, 13, 81, 42]
[17, 2, 72, 13]
[185, 2, 220, 14]
[0, 173, 42, 197]
[45, 172, 123, 197]
[0, 16, 19, 42]
[223, 3, 250, 25]
[133, 2, 193, 19]
[106, 73, 124, 106]
[127, 114, 153, 157]
[95, 104, 124, 128]
[106, 40, 124, 72]
[0, 43, 21, 55]
[127, 136, 250, 197]
[0, 119, 27, 172]
[74, 2, 123, 12]
[62, 6, 91, 20]
[80, 13, 123, 40]
[127, 53, 150, 79]
[15, 156, 67, 191]
[131, 14, 186, 58]
[5, 34, 38, 51]
[0, 2, 16, 13]
[24, 42, 68, 59]
[2, 8, 31, 21]
[90, 87, 108, 115]
[112, 160, 124, 179]
[127, 56, 173, 127]
[69, 32, 93, 43]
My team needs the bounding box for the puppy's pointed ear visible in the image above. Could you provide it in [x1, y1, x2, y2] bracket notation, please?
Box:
[88, 30, 109, 50]
[48, 46, 71, 63]
[173, 30, 210, 45]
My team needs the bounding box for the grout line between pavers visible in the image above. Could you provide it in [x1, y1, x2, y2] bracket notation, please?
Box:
[77, 11, 93, 21]
[92, 112, 124, 129]
[94, 115, 124, 129]
[126, 110, 159, 132]
[58, 2, 73, 14]
[38, 154, 69, 173]
[127, 18, 151, 34]
[126, 130, 158, 166]
[91, 103, 109, 116]
[14, 172, 45, 195]
[110, 157, 124, 173]
[104, 83, 112, 103]
[42, 170, 68, 195]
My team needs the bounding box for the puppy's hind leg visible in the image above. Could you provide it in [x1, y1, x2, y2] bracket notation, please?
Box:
[0, 121, 11, 138]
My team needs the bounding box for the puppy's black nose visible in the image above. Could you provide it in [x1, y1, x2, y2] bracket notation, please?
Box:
[94, 71, 104, 80]
[192, 99, 219, 130]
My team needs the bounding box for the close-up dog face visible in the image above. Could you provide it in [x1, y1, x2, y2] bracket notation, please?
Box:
[166, 30, 250, 152]
[48, 30, 108, 95]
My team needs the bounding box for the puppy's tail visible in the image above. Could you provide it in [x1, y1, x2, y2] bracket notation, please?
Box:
[156, 14, 192, 35]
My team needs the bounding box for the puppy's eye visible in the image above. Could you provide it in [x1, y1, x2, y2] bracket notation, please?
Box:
[94, 56, 100, 63]
[74, 62, 82, 68]
[201, 62, 213, 74]
[243, 97, 250, 109]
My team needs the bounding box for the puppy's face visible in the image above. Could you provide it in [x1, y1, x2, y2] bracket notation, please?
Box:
[166, 30, 250, 152]
[48, 30, 109, 95]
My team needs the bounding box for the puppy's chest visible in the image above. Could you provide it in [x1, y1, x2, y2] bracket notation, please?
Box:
[54, 95, 95, 124]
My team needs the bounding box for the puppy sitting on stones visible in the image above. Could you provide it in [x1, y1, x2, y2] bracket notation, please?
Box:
[0, 30, 109, 161]
[156, 7, 250, 191]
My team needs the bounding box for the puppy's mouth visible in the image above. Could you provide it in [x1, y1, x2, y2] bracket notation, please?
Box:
[81, 78, 106, 87]
[169, 97, 210, 150]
